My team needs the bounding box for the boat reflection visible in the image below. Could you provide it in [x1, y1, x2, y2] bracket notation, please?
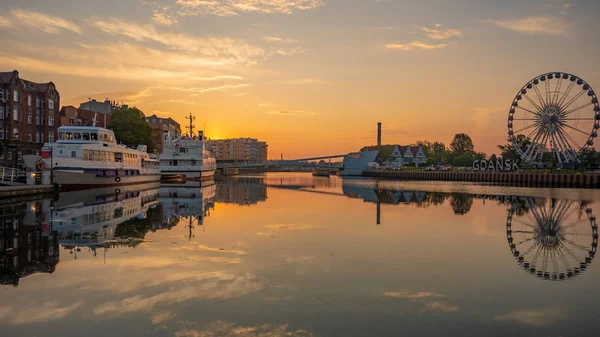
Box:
[51, 183, 160, 255]
[158, 181, 216, 239]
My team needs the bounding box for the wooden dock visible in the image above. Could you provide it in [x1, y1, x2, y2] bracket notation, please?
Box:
[0, 184, 57, 199]
[363, 170, 600, 189]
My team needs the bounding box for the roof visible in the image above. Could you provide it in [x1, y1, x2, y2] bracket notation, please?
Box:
[0, 71, 14, 83]
[410, 146, 420, 156]
[0, 70, 54, 92]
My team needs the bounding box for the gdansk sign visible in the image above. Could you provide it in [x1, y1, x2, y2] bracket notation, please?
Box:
[473, 159, 519, 171]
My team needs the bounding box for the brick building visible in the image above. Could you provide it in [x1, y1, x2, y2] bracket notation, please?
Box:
[146, 114, 181, 153]
[60, 105, 111, 128]
[208, 138, 268, 163]
[0, 70, 60, 169]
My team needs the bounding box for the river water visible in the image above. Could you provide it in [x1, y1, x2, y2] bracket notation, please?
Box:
[1, 173, 598, 336]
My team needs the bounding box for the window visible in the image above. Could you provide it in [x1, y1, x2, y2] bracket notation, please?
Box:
[28, 110, 32, 124]
[35, 112, 39, 125]
[36, 97, 40, 108]
[49, 115, 54, 126]
[36, 132, 40, 143]
[74, 133, 81, 140]
[41, 133, 44, 143]
[91, 133, 98, 141]
[71, 151, 76, 158]
[28, 95, 32, 106]
[48, 99, 54, 109]
[7, 152, 12, 160]
[18, 152, 22, 161]
[69, 117, 74, 125]
[13, 90, 18, 103]
[27, 131, 32, 142]
[0, 107, 4, 119]
[82, 133, 90, 141]
[13, 107, 18, 121]
[0, 88, 4, 100]
[48, 132, 54, 143]
[0, 129, 3, 140]
[13, 128, 18, 140]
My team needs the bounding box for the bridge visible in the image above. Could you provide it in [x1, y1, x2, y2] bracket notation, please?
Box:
[217, 154, 347, 169]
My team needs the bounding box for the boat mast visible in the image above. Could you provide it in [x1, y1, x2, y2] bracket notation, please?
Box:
[185, 113, 196, 137]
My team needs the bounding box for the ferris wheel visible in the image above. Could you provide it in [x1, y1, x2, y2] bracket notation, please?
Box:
[506, 197, 598, 281]
[508, 72, 600, 165]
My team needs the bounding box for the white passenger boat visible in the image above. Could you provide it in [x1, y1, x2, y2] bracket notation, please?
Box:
[159, 131, 216, 181]
[27, 125, 160, 191]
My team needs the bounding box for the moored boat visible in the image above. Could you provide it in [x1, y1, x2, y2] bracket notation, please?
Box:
[159, 131, 216, 181]
[26, 125, 160, 191]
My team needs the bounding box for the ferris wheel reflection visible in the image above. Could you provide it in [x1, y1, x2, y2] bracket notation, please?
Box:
[506, 197, 598, 281]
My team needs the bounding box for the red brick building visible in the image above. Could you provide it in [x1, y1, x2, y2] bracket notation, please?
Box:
[60, 105, 111, 128]
[0, 70, 60, 169]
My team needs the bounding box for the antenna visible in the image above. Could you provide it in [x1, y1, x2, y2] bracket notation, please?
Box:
[185, 113, 196, 137]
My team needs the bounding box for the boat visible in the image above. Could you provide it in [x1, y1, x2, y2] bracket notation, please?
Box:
[25, 124, 160, 191]
[159, 131, 216, 182]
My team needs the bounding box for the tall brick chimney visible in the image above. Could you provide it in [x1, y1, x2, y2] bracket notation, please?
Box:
[377, 122, 382, 147]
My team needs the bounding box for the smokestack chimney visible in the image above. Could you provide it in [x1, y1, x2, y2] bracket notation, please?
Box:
[377, 122, 382, 147]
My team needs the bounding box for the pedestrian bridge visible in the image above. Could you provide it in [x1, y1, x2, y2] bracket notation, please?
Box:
[217, 154, 347, 169]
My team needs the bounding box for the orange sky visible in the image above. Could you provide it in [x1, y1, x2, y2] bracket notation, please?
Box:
[2, 0, 600, 158]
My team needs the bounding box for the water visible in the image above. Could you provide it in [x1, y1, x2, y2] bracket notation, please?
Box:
[1, 173, 599, 337]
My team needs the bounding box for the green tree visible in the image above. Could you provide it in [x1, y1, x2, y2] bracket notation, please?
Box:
[498, 134, 531, 160]
[450, 193, 473, 215]
[108, 107, 154, 152]
[580, 149, 600, 169]
[450, 133, 475, 156]
[453, 154, 473, 167]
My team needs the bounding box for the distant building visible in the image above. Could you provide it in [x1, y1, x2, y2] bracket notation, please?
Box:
[59, 105, 111, 128]
[215, 177, 267, 205]
[208, 138, 268, 163]
[78, 98, 126, 114]
[363, 144, 427, 167]
[0, 70, 60, 169]
[145, 114, 182, 153]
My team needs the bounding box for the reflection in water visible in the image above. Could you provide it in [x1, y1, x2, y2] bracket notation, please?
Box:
[0, 200, 59, 286]
[507, 198, 598, 281]
[1, 174, 599, 337]
[159, 182, 216, 240]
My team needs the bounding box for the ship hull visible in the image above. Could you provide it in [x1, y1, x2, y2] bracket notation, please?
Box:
[340, 150, 379, 176]
[53, 169, 161, 192]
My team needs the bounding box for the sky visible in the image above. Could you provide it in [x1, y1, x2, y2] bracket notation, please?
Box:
[1, 0, 600, 159]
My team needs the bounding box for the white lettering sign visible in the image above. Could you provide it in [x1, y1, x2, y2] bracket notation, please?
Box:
[473, 159, 519, 171]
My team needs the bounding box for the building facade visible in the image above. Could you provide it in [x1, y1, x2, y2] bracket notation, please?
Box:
[0, 70, 60, 169]
[60, 105, 111, 128]
[389, 145, 427, 166]
[146, 114, 182, 153]
[209, 138, 268, 163]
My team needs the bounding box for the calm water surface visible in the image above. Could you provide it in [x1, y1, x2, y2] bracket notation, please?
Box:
[1, 173, 599, 336]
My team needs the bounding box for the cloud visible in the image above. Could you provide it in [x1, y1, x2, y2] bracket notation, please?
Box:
[152, 311, 175, 325]
[265, 36, 297, 43]
[386, 41, 448, 51]
[144, 1, 179, 25]
[281, 78, 329, 85]
[494, 308, 563, 326]
[10, 301, 82, 325]
[176, 0, 326, 17]
[0, 16, 11, 28]
[424, 301, 459, 313]
[190, 75, 244, 81]
[487, 16, 571, 37]
[9, 9, 82, 34]
[175, 321, 315, 337]
[93, 19, 266, 64]
[266, 224, 318, 229]
[421, 25, 462, 40]
[383, 290, 444, 299]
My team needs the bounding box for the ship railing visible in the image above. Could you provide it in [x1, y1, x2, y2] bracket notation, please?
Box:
[0, 166, 19, 183]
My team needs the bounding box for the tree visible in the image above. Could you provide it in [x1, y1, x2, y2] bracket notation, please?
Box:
[450, 193, 473, 215]
[452, 154, 473, 167]
[498, 134, 531, 160]
[450, 133, 475, 156]
[108, 107, 154, 152]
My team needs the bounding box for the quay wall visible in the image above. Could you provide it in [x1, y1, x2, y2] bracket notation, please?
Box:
[362, 171, 600, 189]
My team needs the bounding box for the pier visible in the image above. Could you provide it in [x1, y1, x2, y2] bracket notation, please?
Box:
[363, 170, 600, 189]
